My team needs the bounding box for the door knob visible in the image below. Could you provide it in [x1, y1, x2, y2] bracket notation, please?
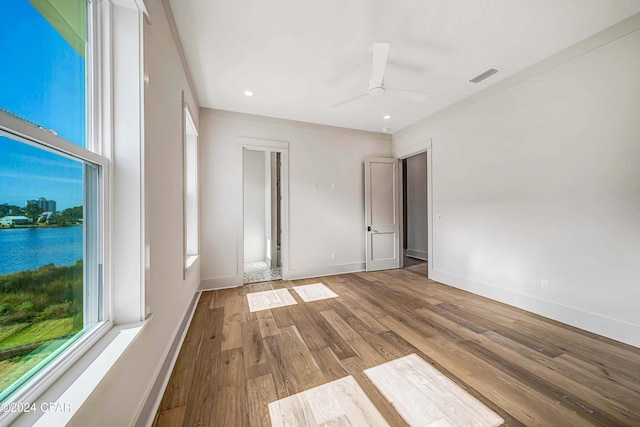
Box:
[367, 226, 372, 232]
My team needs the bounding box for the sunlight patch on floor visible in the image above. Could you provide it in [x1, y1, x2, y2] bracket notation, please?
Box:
[364, 354, 504, 426]
[247, 288, 297, 312]
[292, 283, 339, 302]
[268, 375, 388, 427]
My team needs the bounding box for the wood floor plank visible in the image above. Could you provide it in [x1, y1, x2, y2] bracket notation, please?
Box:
[264, 325, 327, 394]
[242, 319, 269, 380]
[555, 352, 640, 400]
[284, 304, 329, 351]
[217, 347, 249, 426]
[328, 298, 390, 336]
[262, 337, 291, 400]
[217, 386, 249, 427]
[288, 302, 357, 360]
[154, 406, 185, 427]
[256, 309, 280, 337]
[272, 305, 294, 328]
[310, 347, 349, 381]
[247, 374, 277, 427]
[320, 309, 387, 367]
[222, 289, 243, 351]
[182, 306, 224, 427]
[157, 295, 211, 411]
[155, 267, 640, 426]
[341, 313, 404, 361]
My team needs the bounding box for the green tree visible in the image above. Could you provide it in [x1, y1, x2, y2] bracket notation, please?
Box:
[23, 204, 43, 225]
[49, 206, 83, 225]
[0, 203, 24, 218]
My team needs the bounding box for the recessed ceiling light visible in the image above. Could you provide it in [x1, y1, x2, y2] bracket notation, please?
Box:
[244, 90, 254, 97]
[383, 114, 392, 120]
[382, 127, 391, 133]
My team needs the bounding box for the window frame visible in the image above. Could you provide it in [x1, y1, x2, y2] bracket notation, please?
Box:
[183, 104, 199, 271]
[0, 0, 148, 422]
[0, 0, 112, 422]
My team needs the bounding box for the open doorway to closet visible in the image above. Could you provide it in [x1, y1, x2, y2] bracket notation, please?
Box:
[401, 151, 428, 277]
[243, 149, 282, 283]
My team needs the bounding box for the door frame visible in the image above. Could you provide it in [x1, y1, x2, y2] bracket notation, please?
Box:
[365, 157, 401, 271]
[238, 137, 290, 282]
[397, 139, 433, 279]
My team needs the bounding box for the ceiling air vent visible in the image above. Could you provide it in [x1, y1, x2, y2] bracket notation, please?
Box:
[468, 67, 500, 83]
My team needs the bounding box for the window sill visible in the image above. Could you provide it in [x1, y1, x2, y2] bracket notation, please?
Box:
[9, 318, 149, 427]
[185, 255, 199, 271]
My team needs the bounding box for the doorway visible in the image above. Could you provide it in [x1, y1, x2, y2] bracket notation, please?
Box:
[243, 149, 282, 284]
[401, 152, 428, 277]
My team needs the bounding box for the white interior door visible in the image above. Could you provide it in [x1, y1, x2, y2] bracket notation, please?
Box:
[365, 157, 400, 271]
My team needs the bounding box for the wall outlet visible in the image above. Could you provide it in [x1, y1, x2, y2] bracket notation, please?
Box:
[331, 252, 337, 259]
[540, 279, 549, 290]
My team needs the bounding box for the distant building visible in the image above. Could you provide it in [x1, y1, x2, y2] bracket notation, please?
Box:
[0, 215, 32, 226]
[37, 212, 56, 224]
[26, 197, 56, 213]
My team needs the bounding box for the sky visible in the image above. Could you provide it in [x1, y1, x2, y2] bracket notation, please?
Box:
[0, 0, 85, 210]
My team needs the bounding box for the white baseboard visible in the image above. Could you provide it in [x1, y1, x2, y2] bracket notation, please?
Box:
[285, 262, 365, 281]
[200, 275, 243, 290]
[135, 292, 201, 427]
[430, 269, 640, 348]
[405, 249, 428, 261]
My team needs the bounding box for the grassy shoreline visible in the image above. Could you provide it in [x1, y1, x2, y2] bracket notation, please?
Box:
[0, 262, 83, 394]
[0, 262, 83, 349]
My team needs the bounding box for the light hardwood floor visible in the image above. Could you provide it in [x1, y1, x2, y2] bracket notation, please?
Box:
[153, 266, 640, 426]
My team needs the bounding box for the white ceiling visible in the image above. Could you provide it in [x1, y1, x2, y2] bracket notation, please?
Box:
[167, 0, 640, 134]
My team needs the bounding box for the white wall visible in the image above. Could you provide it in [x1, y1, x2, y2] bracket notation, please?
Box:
[200, 110, 392, 287]
[243, 149, 266, 262]
[68, 0, 201, 424]
[406, 152, 428, 260]
[393, 24, 640, 347]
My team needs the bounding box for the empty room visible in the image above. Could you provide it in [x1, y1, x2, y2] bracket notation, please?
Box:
[1, 0, 639, 426]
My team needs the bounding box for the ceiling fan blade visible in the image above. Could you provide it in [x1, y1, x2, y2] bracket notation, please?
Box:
[328, 92, 369, 109]
[371, 42, 390, 85]
[386, 87, 428, 97]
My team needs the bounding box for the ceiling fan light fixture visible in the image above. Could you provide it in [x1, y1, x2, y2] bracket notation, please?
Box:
[330, 44, 425, 109]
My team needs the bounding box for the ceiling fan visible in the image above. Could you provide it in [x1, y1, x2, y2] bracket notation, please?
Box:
[329, 43, 427, 109]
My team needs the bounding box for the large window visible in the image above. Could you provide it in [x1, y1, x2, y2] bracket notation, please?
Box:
[0, 0, 106, 408]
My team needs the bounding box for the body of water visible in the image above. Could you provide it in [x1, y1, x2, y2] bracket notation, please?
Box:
[0, 226, 82, 275]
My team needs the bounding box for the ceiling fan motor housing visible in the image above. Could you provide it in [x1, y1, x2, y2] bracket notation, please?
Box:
[369, 79, 385, 95]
